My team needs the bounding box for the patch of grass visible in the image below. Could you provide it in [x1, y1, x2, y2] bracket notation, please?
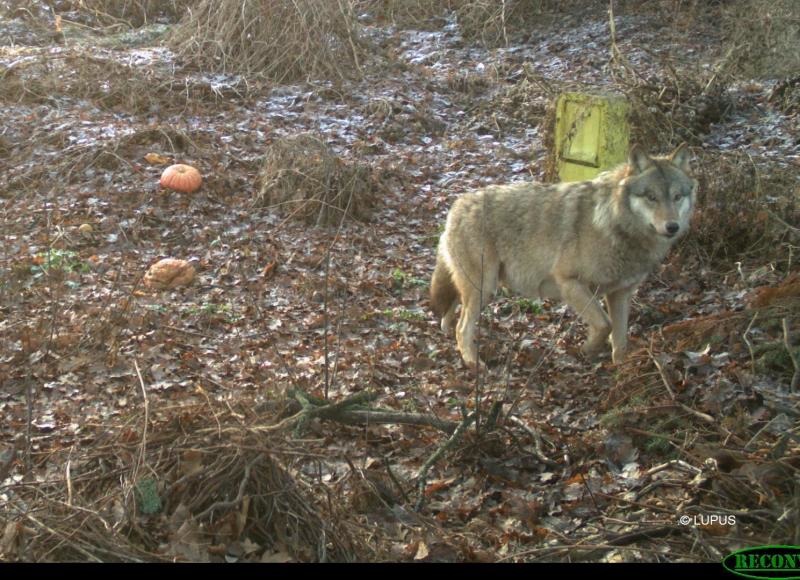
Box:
[423, 224, 445, 248]
[31, 249, 90, 278]
[496, 291, 543, 316]
[643, 435, 674, 457]
[185, 301, 242, 323]
[391, 268, 427, 289]
[382, 307, 427, 321]
[515, 297, 542, 315]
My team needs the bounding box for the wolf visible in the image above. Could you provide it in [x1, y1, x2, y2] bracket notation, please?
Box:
[430, 144, 697, 369]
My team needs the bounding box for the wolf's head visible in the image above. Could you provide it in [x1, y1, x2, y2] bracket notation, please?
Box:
[622, 144, 698, 240]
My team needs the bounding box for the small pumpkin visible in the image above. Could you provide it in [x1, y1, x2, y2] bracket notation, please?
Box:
[144, 258, 196, 290]
[160, 164, 202, 193]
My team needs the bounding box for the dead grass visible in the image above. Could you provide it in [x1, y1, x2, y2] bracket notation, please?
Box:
[68, 0, 192, 27]
[1, 51, 155, 110]
[454, 0, 606, 46]
[167, 0, 368, 83]
[604, 283, 800, 548]
[721, 0, 800, 79]
[0, 123, 199, 197]
[0, 399, 367, 562]
[0, 49, 249, 114]
[255, 133, 381, 227]
[684, 150, 799, 268]
[357, 0, 454, 28]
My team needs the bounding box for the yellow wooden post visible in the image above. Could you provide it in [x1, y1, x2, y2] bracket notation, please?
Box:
[554, 92, 630, 182]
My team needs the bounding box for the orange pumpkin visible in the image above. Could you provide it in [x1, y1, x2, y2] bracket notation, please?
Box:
[160, 164, 202, 193]
[144, 258, 196, 290]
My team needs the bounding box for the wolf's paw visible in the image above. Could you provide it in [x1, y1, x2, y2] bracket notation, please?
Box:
[462, 357, 488, 374]
[580, 341, 609, 361]
[611, 347, 627, 365]
[441, 315, 456, 334]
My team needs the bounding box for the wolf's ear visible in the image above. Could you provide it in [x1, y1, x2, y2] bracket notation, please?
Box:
[628, 145, 652, 174]
[669, 143, 692, 173]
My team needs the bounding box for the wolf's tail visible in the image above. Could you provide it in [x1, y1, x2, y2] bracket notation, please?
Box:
[430, 258, 457, 320]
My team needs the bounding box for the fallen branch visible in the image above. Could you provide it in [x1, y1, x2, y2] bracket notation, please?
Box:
[278, 389, 459, 435]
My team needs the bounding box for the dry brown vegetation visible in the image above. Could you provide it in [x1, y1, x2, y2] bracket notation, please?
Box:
[721, 0, 800, 78]
[60, 0, 192, 27]
[255, 133, 380, 226]
[168, 0, 367, 82]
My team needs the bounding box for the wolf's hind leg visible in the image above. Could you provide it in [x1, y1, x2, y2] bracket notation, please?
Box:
[441, 300, 458, 333]
[454, 268, 497, 368]
[456, 292, 480, 368]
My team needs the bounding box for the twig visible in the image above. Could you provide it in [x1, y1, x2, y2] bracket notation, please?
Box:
[382, 456, 410, 504]
[745, 413, 789, 451]
[743, 312, 759, 373]
[677, 402, 715, 424]
[415, 409, 476, 511]
[768, 211, 800, 237]
[503, 526, 677, 562]
[649, 347, 676, 400]
[648, 348, 714, 422]
[24, 512, 103, 562]
[606, 525, 678, 547]
[24, 375, 33, 474]
[194, 455, 263, 521]
[131, 359, 149, 511]
[323, 249, 331, 400]
[781, 318, 799, 392]
[644, 459, 701, 477]
[506, 415, 558, 467]
[328, 408, 459, 434]
[66, 454, 73, 507]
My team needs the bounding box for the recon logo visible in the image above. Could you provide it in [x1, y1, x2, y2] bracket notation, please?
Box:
[723, 546, 800, 580]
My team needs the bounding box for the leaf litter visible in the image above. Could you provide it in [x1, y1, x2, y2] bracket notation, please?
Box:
[0, 0, 799, 563]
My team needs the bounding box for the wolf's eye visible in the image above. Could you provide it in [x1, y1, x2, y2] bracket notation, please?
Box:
[673, 192, 685, 202]
[645, 192, 658, 202]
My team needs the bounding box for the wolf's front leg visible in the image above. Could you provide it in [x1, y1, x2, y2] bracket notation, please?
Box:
[606, 286, 635, 364]
[556, 277, 612, 358]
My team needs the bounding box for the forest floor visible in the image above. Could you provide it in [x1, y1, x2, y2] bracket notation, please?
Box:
[1, 1, 799, 562]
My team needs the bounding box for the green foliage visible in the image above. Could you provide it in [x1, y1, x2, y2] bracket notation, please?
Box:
[186, 301, 243, 323]
[515, 297, 542, 314]
[644, 435, 673, 457]
[382, 307, 427, 321]
[391, 268, 427, 289]
[134, 477, 162, 515]
[31, 249, 90, 278]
